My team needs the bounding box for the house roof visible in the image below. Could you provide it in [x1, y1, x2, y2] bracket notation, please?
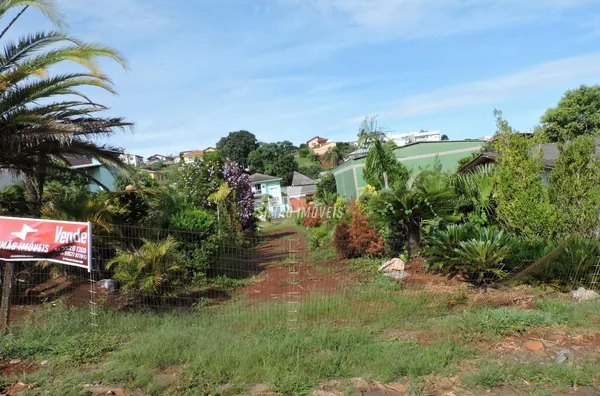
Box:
[249, 173, 281, 183]
[291, 171, 316, 186]
[458, 136, 600, 173]
[63, 155, 101, 169]
[286, 184, 317, 197]
[186, 150, 204, 156]
[307, 136, 328, 144]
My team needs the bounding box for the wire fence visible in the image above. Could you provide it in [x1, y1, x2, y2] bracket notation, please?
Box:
[1, 222, 600, 331]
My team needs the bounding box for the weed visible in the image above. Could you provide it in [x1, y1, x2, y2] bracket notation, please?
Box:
[310, 246, 336, 262]
[281, 278, 301, 286]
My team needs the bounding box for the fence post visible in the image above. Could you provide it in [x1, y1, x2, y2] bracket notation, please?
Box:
[0, 261, 15, 333]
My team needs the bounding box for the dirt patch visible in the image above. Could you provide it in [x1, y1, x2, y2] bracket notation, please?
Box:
[492, 330, 600, 354]
[0, 359, 39, 378]
[238, 228, 360, 301]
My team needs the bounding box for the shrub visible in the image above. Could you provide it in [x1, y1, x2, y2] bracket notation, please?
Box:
[170, 207, 215, 235]
[302, 208, 323, 228]
[527, 236, 600, 289]
[107, 236, 188, 296]
[333, 222, 351, 257]
[333, 205, 384, 259]
[295, 210, 304, 225]
[455, 228, 514, 285]
[424, 224, 473, 272]
[307, 224, 331, 251]
[424, 225, 516, 285]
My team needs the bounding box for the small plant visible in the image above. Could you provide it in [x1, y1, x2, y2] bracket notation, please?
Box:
[280, 278, 301, 286]
[107, 236, 187, 296]
[333, 204, 385, 259]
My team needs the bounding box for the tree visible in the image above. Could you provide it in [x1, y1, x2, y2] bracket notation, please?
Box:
[323, 145, 344, 167]
[441, 134, 449, 140]
[315, 172, 337, 202]
[177, 151, 225, 209]
[541, 85, 600, 142]
[492, 110, 555, 240]
[248, 142, 299, 185]
[0, 0, 131, 215]
[216, 130, 258, 168]
[548, 135, 600, 237]
[368, 169, 456, 255]
[363, 139, 408, 190]
[357, 116, 387, 148]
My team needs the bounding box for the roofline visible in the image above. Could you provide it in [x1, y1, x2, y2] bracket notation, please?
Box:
[251, 178, 281, 183]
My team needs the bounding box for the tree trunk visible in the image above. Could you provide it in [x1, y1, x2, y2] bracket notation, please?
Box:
[24, 175, 40, 217]
[407, 224, 421, 258]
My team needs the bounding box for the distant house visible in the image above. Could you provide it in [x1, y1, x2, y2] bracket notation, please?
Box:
[307, 136, 337, 156]
[181, 150, 204, 164]
[285, 171, 317, 211]
[147, 154, 174, 166]
[458, 136, 600, 186]
[65, 155, 117, 192]
[141, 169, 166, 183]
[119, 152, 144, 167]
[386, 131, 441, 147]
[250, 173, 288, 215]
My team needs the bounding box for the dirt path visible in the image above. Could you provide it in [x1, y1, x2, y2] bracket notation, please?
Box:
[238, 227, 357, 301]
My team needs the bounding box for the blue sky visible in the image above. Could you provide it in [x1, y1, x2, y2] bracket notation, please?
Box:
[16, 0, 600, 156]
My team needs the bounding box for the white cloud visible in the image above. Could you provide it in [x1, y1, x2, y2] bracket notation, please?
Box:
[284, 0, 596, 39]
[387, 52, 600, 118]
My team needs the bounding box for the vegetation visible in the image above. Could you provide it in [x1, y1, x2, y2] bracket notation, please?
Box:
[216, 130, 258, 168]
[248, 141, 298, 185]
[0, 0, 131, 214]
[541, 84, 600, 142]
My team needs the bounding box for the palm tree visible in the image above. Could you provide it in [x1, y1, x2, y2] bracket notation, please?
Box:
[324, 145, 344, 167]
[107, 236, 187, 296]
[451, 164, 496, 225]
[368, 170, 457, 256]
[357, 116, 387, 148]
[0, 0, 131, 214]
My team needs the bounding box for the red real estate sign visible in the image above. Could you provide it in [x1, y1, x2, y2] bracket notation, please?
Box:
[0, 217, 92, 271]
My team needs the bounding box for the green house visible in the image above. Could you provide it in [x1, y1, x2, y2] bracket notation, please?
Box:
[333, 140, 487, 200]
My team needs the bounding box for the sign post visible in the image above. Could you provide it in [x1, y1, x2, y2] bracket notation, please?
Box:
[0, 262, 14, 333]
[0, 217, 93, 332]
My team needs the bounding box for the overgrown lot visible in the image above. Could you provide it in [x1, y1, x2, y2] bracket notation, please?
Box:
[1, 277, 599, 395]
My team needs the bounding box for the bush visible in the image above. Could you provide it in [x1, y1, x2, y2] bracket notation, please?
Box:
[527, 236, 600, 289]
[307, 224, 331, 251]
[302, 209, 323, 228]
[333, 205, 384, 259]
[424, 225, 515, 285]
[295, 210, 304, 225]
[170, 207, 215, 235]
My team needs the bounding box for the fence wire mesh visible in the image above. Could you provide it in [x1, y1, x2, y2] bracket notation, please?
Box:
[1, 222, 600, 330]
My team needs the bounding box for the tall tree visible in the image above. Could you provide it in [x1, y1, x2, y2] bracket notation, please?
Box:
[0, 0, 131, 214]
[541, 85, 600, 142]
[216, 130, 258, 168]
[548, 135, 600, 237]
[363, 139, 407, 190]
[248, 142, 298, 185]
[441, 134, 449, 140]
[492, 110, 555, 240]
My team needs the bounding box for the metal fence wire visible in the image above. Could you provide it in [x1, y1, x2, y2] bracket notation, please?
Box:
[1, 222, 599, 330]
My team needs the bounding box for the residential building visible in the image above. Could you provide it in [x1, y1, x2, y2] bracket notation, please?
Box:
[386, 130, 441, 147]
[285, 171, 317, 211]
[141, 169, 166, 183]
[250, 173, 288, 215]
[182, 150, 204, 163]
[458, 136, 600, 186]
[307, 136, 337, 156]
[119, 152, 144, 167]
[333, 140, 487, 200]
[65, 155, 117, 192]
[147, 154, 174, 165]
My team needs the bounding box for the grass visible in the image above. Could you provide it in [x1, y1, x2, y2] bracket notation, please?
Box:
[310, 246, 336, 262]
[280, 278, 301, 286]
[1, 282, 599, 395]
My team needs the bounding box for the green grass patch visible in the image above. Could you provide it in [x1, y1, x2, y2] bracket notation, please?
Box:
[310, 246, 336, 262]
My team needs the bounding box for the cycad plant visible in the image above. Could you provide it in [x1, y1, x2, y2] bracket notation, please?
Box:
[423, 223, 472, 272]
[452, 164, 496, 225]
[0, 0, 131, 214]
[107, 236, 187, 296]
[454, 227, 514, 285]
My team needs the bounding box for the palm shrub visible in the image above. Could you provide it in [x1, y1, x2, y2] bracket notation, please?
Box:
[423, 224, 472, 272]
[107, 236, 188, 296]
[451, 164, 496, 226]
[454, 227, 515, 285]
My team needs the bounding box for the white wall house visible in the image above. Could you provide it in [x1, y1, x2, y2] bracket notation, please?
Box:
[386, 131, 441, 147]
[119, 153, 145, 167]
